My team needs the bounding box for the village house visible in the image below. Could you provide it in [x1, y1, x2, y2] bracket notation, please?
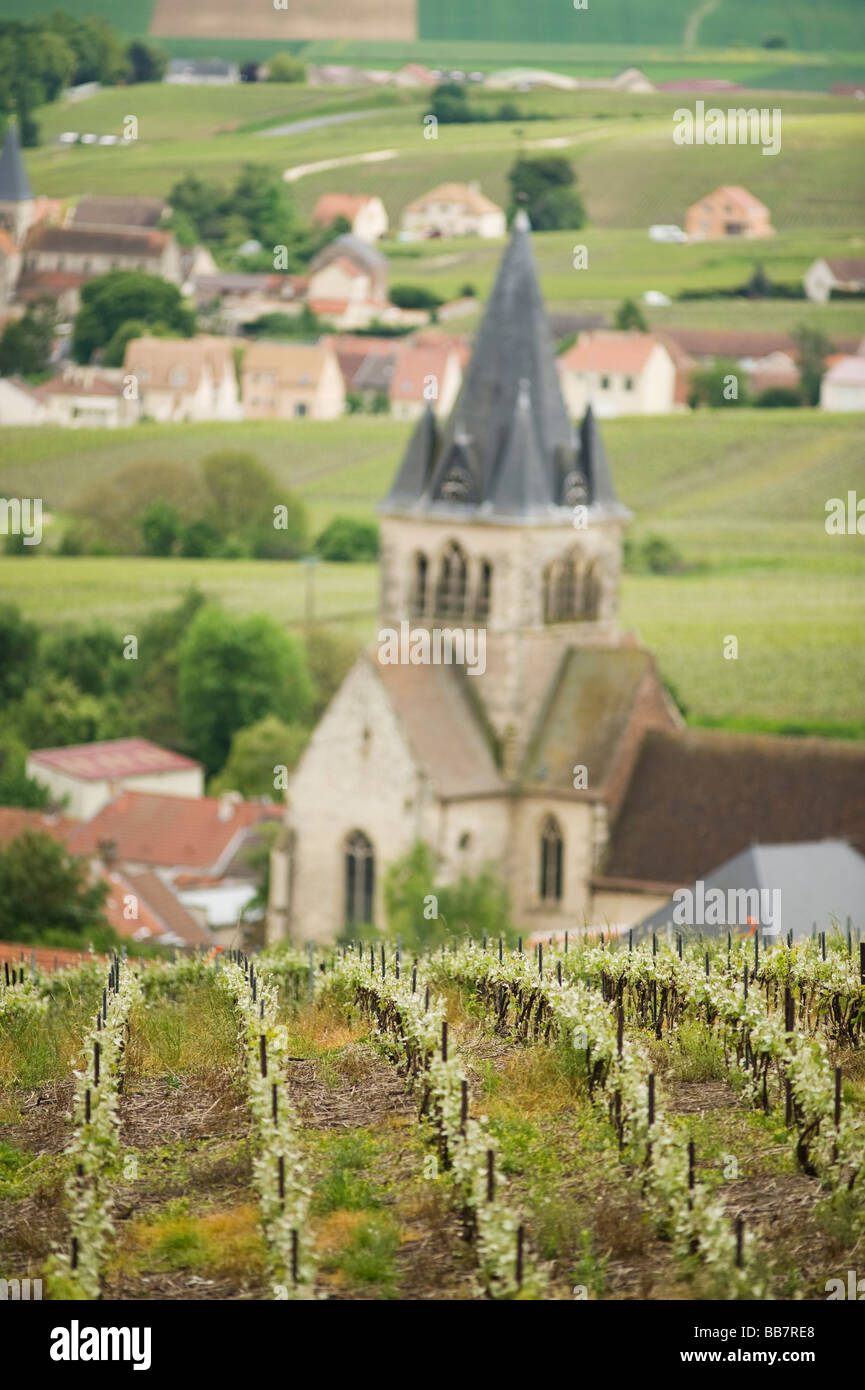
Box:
[401, 182, 506, 240]
[312, 193, 389, 243]
[241, 339, 345, 419]
[804, 256, 865, 304]
[558, 332, 678, 417]
[0, 228, 21, 309]
[19, 224, 183, 319]
[0, 375, 47, 425]
[685, 185, 773, 240]
[165, 59, 240, 85]
[123, 334, 241, 422]
[329, 334, 397, 408]
[306, 234, 390, 328]
[26, 738, 204, 821]
[194, 271, 305, 332]
[820, 355, 865, 411]
[37, 365, 137, 428]
[388, 339, 463, 420]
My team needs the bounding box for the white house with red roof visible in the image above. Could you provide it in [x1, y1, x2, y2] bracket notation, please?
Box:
[26, 738, 204, 820]
[312, 193, 388, 243]
[558, 332, 678, 417]
[820, 355, 865, 411]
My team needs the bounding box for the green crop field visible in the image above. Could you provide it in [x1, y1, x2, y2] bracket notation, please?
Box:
[2, 411, 863, 731]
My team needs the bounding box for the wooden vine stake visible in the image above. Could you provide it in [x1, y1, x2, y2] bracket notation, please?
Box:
[486, 1148, 495, 1202]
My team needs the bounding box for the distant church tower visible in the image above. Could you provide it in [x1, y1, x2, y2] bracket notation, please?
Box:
[0, 123, 35, 244]
[377, 210, 631, 773]
[268, 214, 679, 946]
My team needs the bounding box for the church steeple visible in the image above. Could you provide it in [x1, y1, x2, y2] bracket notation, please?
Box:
[0, 122, 35, 243]
[381, 212, 625, 522]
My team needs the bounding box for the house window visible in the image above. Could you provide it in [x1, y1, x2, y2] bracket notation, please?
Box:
[435, 540, 468, 619]
[475, 559, 492, 620]
[600, 375, 610, 390]
[539, 816, 563, 902]
[295, 402, 308, 417]
[411, 552, 428, 616]
[624, 376, 634, 391]
[345, 830, 375, 925]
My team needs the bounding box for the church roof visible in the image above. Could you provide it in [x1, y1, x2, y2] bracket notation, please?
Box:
[373, 657, 506, 799]
[519, 647, 660, 795]
[601, 728, 865, 888]
[0, 124, 33, 203]
[380, 213, 628, 524]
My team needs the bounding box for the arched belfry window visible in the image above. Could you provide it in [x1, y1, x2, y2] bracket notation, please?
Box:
[345, 830, 375, 925]
[539, 816, 563, 903]
[582, 561, 600, 621]
[411, 553, 428, 617]
[475, 560, 492, 621]
[543, 549, 600, 624]
[435, 541, 468, 620]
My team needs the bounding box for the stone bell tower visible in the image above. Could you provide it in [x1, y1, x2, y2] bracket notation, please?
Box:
[377, 212, 631, 773]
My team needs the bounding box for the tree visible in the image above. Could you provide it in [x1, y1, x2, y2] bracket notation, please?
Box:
[126, 39, 166, 84]
[314, 516, 379, 562]
[688, 360, 747, 409]
[390, 285, 444, 311]
[201, 450, 278, 534]
[178, 518, 223, 558]
[0, 297, 57, 377]
[178, 608, 314, 771]
[507, 155, 585, 230]
[0, 830, 109, 945]
[42, 623, 130, 698]
[267, 53, 306, 83]
[11, 674, 120, 750]
[72, 270, 195, 363]
[74, 461, 204, 554]
[382, 840, 517, 953]
[614, 298, 648, 332]
[793, 324, 831, 406]
[167, 173, 229, 243]
[0, 733, 50, 810]
[209, 715, 310, 798]
[303, 626, 358, 719]
[231, 163, 304, 251]
[124, 588, 207, 750]
[140, 500, 180, 557]
[430, 81, 474, 124]
[0, 604, 39, 702]
[754, 385, 803, 408]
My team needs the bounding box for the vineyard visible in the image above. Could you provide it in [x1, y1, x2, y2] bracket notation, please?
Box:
[1, 930, 864, 1301]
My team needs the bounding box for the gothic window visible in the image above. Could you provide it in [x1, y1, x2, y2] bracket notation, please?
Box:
[474, 559, 492, 621]
[539, 816, 563, 903]
[345, 830, 374, 925]
[435, 541, 468, 620]
[544, 550, 602, 623]
[582, 561, 600, 621]
[411, 552, 428, 617]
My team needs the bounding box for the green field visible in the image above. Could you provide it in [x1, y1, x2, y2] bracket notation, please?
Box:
[1, 411, 863, 731]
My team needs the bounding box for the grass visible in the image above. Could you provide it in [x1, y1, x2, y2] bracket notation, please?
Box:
[127, 978, 240, 1079]
[111, 1200, 267, 1282]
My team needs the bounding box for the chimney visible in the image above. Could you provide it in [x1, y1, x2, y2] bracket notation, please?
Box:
[97, 837, 118, 868]
[218, 790, 242, 822]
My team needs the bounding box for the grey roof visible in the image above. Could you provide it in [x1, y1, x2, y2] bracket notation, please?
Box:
[380, 213, 627, 524]
[635, 840, 865, 943]
[309, 232, 387, 275]
[0, 124, 33, 203]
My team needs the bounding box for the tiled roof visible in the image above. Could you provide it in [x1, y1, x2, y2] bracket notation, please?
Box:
[68, 791, 280, 870]
[374, 657, 505, 799]
[691, 184, 768, 212]
[603, 729, 865, 887]
[123, 335, 235, 391]
[388, 343, 451, 401]
[30, 738, 201, 782]
[824, 355, 865, 386]
[559, 331, 662, 374]
[120, 869, 212, 947]
[661, 328, 860, 360]
[24, 225, 170, 257]
[69, 196, 167, 230]
[242, 340, 332, 388]
[313, 193, 377, 224]
[824, 257, 865, 280]
[0, 807, 75, 846]
[405, 182, 504, 217]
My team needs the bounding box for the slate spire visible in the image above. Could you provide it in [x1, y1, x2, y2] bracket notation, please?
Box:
[380, 214, 625, 521]
[0, 123, 33, 203]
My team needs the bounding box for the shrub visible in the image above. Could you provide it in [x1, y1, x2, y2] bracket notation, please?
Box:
[314, 517, 379, 562]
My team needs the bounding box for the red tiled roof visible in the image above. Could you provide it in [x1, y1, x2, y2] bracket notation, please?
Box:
[559, 332, 663, 374]
[389, 342, 451, 401]
[30, 738, 201, 782]
[68, 791, 280, 870]
[0, 807, 75, 846]
[313, 193, 376, 226]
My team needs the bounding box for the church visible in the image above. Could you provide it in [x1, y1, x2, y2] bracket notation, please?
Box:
[267, 213, 688, 943]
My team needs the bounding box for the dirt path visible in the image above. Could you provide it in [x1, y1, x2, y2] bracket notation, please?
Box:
[287, 1039, 474, 1299]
